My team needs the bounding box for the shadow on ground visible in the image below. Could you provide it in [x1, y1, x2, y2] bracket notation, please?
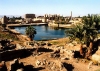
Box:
[24, 65, 45, 71]
[37, 48, 53, 52]
[0, 48, 35, 61]
[63, 62, 74, 71]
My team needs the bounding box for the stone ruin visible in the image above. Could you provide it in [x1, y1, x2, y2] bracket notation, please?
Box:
[0, 59, 25, 71]
[35, 59, 67, 71]
[24, 41, 52, 48]
[49, 46, 75, 60]
[0, 39, 16, 51]
[50, 49, 60, 58]
[0, 48, 34, 62]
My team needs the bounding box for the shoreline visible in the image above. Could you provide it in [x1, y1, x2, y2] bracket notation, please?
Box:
[6, 27, 31, 41]
[6, 26, 68, 42]
[7, 22, 73, 29]
[6, 23, 68, 41]
[7, 23, 48, 27]
[48, 22, 73, 28]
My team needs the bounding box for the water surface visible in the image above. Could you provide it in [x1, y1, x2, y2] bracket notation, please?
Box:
[14, 25, 67, 40]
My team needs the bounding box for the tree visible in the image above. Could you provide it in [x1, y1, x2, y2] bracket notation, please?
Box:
[93, 15, 100, 30]
[88, 14, 91, 18]
[83, 14, 100, 30]
[65, 15, 98, 58]
[82, 15, 100, 58]
[25, 26, 37, 41]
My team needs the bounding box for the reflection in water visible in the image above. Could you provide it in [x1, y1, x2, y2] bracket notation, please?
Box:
[49, 27, 59, 30]
[14, 25, 66, 40]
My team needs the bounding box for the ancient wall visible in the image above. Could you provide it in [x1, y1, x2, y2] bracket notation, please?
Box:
[0, 49, 34, 61]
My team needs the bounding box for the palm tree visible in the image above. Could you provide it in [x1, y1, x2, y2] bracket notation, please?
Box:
[25, 26, 37, 41]
[65, 15, 99, 58]
[93, 15, 100, 30]
[82, 15, 99, 58]
[83, 14, 100, 30]
[65, 23, 85, 56]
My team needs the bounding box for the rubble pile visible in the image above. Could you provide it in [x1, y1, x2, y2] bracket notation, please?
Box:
[35, 59, 67, 71]
[0, 39, 16, 51]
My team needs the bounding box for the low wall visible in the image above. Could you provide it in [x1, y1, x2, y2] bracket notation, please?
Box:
[0, 48, 35, 61]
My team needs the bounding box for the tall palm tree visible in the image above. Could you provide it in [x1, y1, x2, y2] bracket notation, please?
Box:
[82, 15, 99, 58]
[25, 26, 37, 41]
[65, 23, 85, 57]
[65, 15, 99, 58]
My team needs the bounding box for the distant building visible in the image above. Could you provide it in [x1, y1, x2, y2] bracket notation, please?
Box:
[44, 14, 48, 18]
[44, 14, 60, 18]
[33, 16, 46, 23]
[15, 19, 23, 23]
[24, 14, 35, 23]
[0, 16, 8, 24]
[71, 11, 72, 20]
[24, 14, 35, 19]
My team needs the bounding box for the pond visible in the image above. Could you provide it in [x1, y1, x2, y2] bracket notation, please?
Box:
[14, 25, 67, 40]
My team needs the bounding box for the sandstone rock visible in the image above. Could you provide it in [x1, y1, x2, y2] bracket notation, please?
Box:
[16, 44, 22, 49]
[98, 46, 100, 50]
[92, 54, 100, 63]
[16, 68, 24, 71]
[88, 61, 93, 69]
[36, 60, 41, 67]
[67, 43, 74, 47]
[51, 65, 56, 71]
[58, 62, 64, 70]
[64, 50, 74, 59]
[50, 53, 60, 58]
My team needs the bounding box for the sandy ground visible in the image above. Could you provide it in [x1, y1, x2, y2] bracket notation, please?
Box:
[6, 52, 100, 71]
[4, 38, 100, 71]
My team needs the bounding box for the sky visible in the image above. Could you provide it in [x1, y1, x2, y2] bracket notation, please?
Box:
[0, 0, 100, 17]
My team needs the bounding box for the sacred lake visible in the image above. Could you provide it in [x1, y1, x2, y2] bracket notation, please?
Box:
[14, 25, 67, 40]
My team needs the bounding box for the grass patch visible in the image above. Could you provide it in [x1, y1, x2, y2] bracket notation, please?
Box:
[0, 33, 18, 40]
[50, 41, 60, 45]
[0, 26, 19, 41]
[48, 38, 69, 45]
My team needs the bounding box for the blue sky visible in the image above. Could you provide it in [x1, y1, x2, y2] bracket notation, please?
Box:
[0, 0, 100, 17]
